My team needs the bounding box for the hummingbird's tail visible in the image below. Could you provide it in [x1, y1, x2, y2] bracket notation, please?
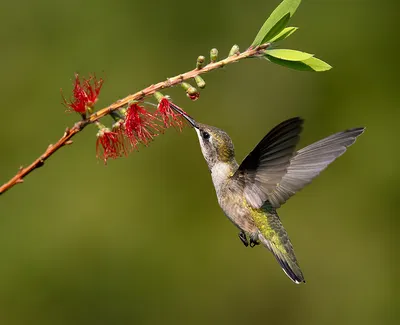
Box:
[256, 213, 305, 284]
[258, 231, 305, 284]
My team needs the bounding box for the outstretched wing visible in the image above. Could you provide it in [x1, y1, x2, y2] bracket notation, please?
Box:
[233, 117, 304, 209]
[233, 118, 365, 209]
[267, 127, 365, 207]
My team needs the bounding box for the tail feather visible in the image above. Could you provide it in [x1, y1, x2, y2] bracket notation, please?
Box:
[260, 233, 305, 284]
[256, 209, 305, 284]
[258, 232, 305, 284]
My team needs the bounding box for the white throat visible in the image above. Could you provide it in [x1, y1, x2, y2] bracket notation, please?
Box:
[211, 162, 232, 193]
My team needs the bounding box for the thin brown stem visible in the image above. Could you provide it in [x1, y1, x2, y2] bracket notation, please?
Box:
[0, 44, 269, 195]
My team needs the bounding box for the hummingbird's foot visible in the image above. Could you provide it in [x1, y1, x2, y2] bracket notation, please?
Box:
[249, 237, 260, 248]
[238, 231, 249, 247]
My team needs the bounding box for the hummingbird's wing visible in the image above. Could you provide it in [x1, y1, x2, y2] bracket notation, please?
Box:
[267, 127, 365, 207]
[234, 117, 364, 209]
[233, 117, 304, 209]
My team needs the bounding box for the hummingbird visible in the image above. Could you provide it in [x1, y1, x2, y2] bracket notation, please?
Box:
[170, 104, 364, 284]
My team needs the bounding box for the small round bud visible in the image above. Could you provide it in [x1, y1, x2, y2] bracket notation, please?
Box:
[181, 82, 191, 91]
[229, 44, 240, 57]
[119, 107, 127, 116]
[196, 56, 205, 69]
[182, 83, 200, 101]
[127, 100, 138, 106]
[210, 48, 218, 63]
[195, 75, 206, 89]
[86, 106, 93, 114]
[154, 91, 164, 102]
[187, 90, 200, 101]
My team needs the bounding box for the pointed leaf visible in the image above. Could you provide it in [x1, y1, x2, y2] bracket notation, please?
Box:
[302, 57, 332, 71]
[251, 0, 302, 47]
[262, 13, 290, 44]
[269, 27, 298, 43]
[266, 49, 313, 61]
[265, 55, 332, 72]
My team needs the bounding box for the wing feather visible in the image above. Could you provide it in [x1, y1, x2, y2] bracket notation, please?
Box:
[233, 118, 364, 209]
[234, 117, 304, 208]
[268, 127, 365, 207]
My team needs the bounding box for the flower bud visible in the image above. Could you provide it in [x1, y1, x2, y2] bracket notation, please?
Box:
[195, 75, 206, 89]
[229, 44, 240, 57]
[154, 91, 164, 102]
[186, 88, 200, 101]
[196, 56, 205, 69]
[181, 82, 191, 91]
[210, 48, 218, 63]
[181, 82, 200, 101]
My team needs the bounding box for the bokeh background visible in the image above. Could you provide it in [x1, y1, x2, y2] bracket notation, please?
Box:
[1, 0, 398, 324]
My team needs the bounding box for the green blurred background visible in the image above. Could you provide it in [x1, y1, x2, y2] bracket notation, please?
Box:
[1, 0, 398, 324]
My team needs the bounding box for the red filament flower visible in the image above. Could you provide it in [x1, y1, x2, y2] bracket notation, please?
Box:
[124, 103, 159, 146]
[96, 128, 123, 163]
[62, 73, 104, 115]
[82, 74, 103, 107]
[156, 98, 185, 130]
[112, 120, 129, 156]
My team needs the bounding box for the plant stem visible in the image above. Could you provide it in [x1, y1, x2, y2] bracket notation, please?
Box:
[0, 44, 269, 195]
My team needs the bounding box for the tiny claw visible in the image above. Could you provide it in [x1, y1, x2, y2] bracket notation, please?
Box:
[15, 179, 24, 184]
[65, 140, 73, 145]
[238, 231, 249, 247]
[249, 237, 260, 248]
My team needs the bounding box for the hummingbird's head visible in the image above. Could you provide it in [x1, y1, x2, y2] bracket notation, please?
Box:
[170, 103, 235, 170]
[194, 123, 235, 170]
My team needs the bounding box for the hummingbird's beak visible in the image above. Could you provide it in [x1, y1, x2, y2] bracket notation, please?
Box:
[169, 102, 198, 129]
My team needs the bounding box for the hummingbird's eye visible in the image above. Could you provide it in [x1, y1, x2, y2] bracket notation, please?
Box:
[202, 131, 210, 140]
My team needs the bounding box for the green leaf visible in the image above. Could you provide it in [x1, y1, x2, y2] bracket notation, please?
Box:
[261, 13, 290, 45]
[265, 55, 332, 72]
[266, 49, 313, 61]
[269, 27, 298, 43]
[251, 0, 302, 46]
[302, 57, 332, 71]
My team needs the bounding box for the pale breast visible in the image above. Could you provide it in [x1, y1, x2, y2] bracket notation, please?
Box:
[211, 163, 257, 234]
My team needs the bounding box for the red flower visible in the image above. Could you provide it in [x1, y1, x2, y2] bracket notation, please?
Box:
[156, 97, 185, 130]
[124, 103, 160, 147]
[62, 73, 103, 115]
[82, 74, 103, 107]
[112, 120, 129, 156]
[96, 128, 123, 164]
